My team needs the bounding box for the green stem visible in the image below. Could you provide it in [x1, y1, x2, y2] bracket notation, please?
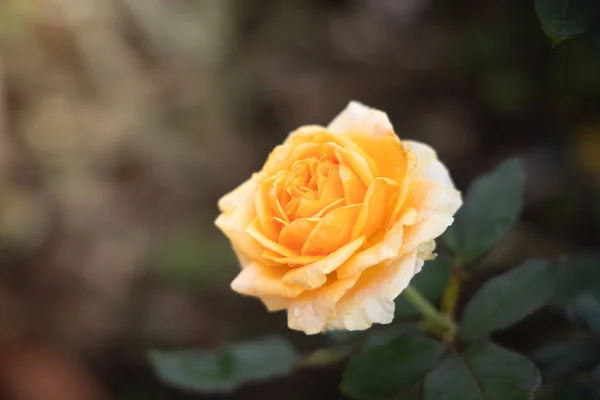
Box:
[403, 285, 456, 341]
[441, 269, 462, 319]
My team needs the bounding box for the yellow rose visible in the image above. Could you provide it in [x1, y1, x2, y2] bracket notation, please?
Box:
[216, 101, 462, 334]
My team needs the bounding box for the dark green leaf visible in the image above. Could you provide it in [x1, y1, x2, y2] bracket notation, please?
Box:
[459, 260, 558, 341]
[148, 336, 297, 393]
[363, 324, 419, 350]
[395, 255, 453, 318]
[341, 333, 446, 400]
[551, 255, 600, 306]
[534, 0, 599, 44]
[422, 342, 541, 400]
[531, 336, 600, 380]
[568, 292, 600, 337]
[443, 158, 525, 265]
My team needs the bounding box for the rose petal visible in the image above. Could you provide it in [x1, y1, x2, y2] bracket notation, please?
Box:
[326, 250, 420, 331]
[400, 179, 461, 252]
[287, 278, 358, 335]
[217, 174, 258, 213]
[267, 177, 290, 223]
[255, 181, 279, 240]
[320, 165, 344, 199]
[312, 198, 345, 218]
[335, 147, 375, 186]
[279, 218, 319, 254]
[216, 178, 274, 265]
[247, 218, 298, 257]
[296, 197, 343, 219]
[328, 101, 415, 183]
[338, 208, 418, 279]
[262, 251, 322, 266]
[231, 262, 305, 298]
[403, 140, 455, 188]
[301, 204, 362, 256]
[261, 296, 290, 311]
[282, 236, 365, 289]
[352, 177, 398, 240]
[328, 101, 394, 139]
[339, 165, 367, 205]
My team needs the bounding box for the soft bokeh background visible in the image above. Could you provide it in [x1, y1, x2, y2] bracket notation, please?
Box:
[0, 0, 599, 399]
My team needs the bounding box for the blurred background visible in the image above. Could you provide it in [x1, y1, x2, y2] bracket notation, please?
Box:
[0, 0, 599, 399]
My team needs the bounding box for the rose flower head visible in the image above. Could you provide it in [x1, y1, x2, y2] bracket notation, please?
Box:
[215, 101, 462, 334]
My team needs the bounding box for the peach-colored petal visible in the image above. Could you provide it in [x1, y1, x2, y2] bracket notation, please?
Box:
[328, 101, 394, 139]
[312, 198, 345, 218]
[338, 208, 418, 279]
[215, 179, 273, 265]
[400, 179, 461, 252]
[288, 278, 358, 335]
[301, 204, 362, 256]
[262, 251, 322, 266]
[403, 140, 455, 188]
[282, 236, 366, 289]
[326, 250, 420, 331]
[267, 178, 290, 223]
[279, 218, 319, 254]
[255, 182, 279, 240]
[261, 296, 290, 312]
[339, 165, 367, 205]
[217, 175, 259, 213]
[352, 177, 398, 240]
[231, 263, 305, 298]
[296, 197, 343, 219]
[320, 165, 344, 199]
[246, 218, 298, 257]
[328, 101, 414, 183]
[335, 147, 375, 186]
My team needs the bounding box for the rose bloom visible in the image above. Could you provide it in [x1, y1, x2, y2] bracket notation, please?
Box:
[216, 102, 462, 334]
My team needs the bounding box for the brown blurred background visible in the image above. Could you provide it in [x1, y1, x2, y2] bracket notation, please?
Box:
[0, 0, 599, 399]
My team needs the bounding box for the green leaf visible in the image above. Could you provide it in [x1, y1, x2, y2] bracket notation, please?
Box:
[459, 260, 558, 341]
[551, 255, 600, 306]
[148, 336, 297, 393]
[341, 333, 446, 400]
[531, 336, 600, 380]
[534, 0, 599, 44]
[363, 324, 419, 350]
[568, 292, 600, 337]
[443, 158, 525, 265]
[395, 255, 453, 318]
[422, 342, 541, 400]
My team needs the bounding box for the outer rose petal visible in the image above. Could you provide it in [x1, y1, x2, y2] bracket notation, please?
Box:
[288, 278, 358, 334]
[215, 177, 274, 266]
[326, 250, 421, 331]
[328, 101, 393, 140]
[337, 208, 418, 279]
[231, 262, 305, 298]
[217, 175, 258, 213]
[328, 101, 415, 183]
[282, 236, 366, 289]
[398, 141, 462, 255]
[403, 140, 455, 188]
